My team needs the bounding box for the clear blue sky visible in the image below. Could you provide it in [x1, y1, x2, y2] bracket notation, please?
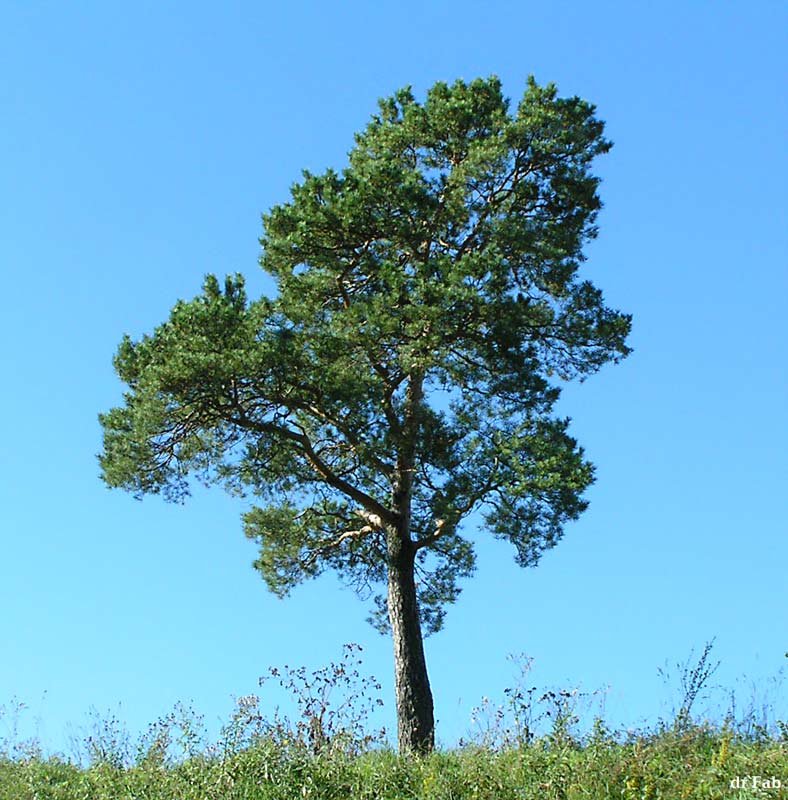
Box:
[1, 1, 786, 754]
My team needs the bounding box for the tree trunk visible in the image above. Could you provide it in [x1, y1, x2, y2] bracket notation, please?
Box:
[386, 524, 435, 753]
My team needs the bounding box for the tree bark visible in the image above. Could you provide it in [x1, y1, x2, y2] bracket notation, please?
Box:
[386, 523, 435, 753]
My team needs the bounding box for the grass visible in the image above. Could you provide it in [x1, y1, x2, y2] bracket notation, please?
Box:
[2, 643, 786, 799]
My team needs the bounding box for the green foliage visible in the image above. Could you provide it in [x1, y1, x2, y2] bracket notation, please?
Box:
[99, 76, 631, 634]
[4, 733, 783, 800]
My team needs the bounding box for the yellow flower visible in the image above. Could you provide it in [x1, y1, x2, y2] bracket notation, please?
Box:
[712, 733, 730, 767]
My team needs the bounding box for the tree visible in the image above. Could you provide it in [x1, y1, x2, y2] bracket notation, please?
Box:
[98, 76, 631, 754]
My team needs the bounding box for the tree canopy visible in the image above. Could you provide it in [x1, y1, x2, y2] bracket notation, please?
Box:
[100, 76, 630, 634]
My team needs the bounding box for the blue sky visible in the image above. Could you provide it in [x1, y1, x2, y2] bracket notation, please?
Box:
[1, 1, 786, 754]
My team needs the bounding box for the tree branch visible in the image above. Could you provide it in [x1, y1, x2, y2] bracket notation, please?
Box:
[302, 509, 385, 570]
[229, 401, 395, 526]
[414, 458, 500, 550]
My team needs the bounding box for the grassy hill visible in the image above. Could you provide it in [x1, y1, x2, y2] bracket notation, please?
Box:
[2, 645, 786, 799]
